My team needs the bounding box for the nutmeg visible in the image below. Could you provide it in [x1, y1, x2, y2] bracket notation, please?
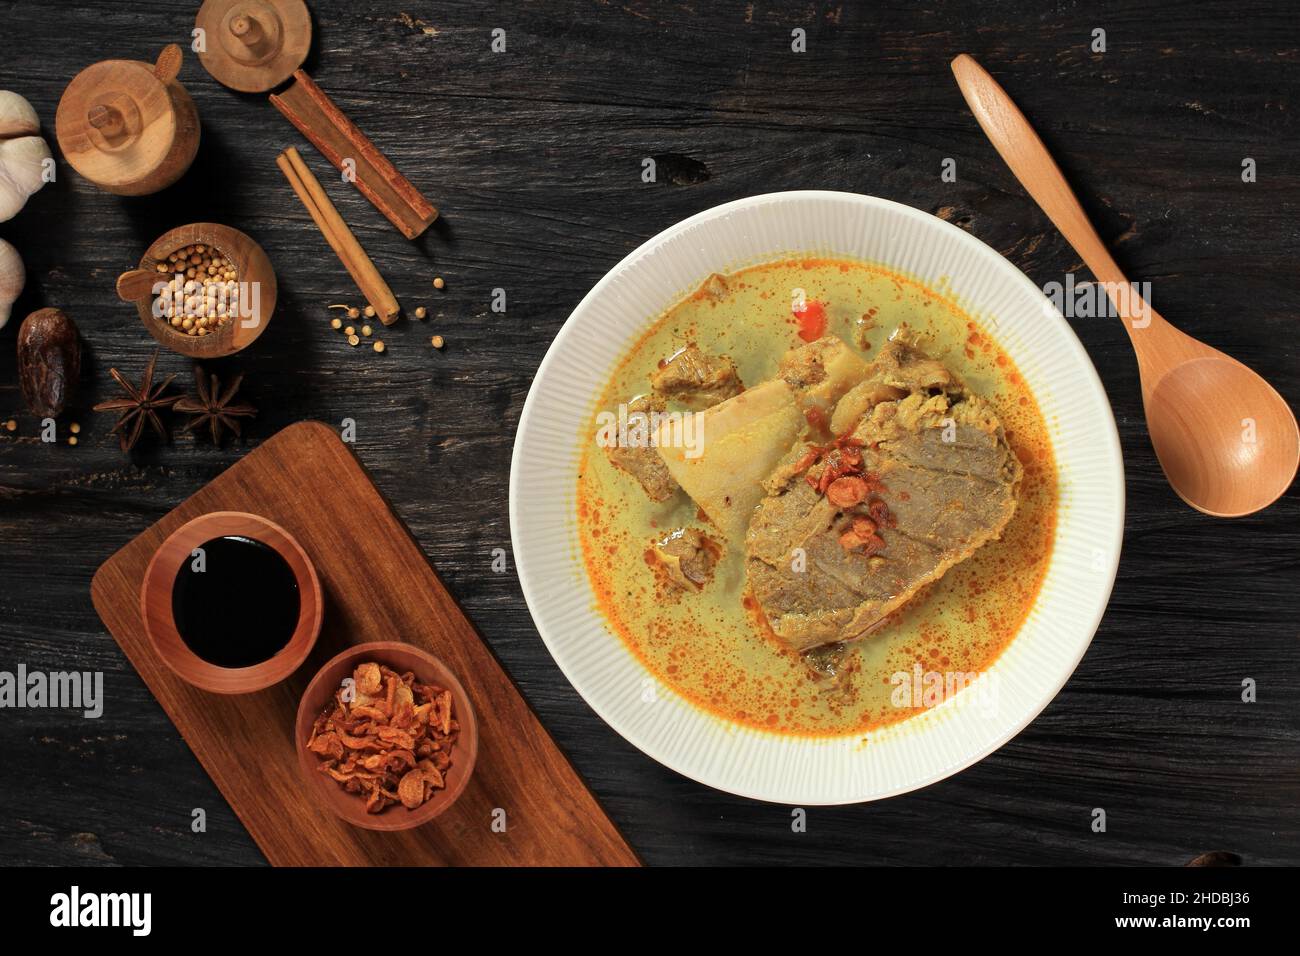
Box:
[17, 308, 81, 417]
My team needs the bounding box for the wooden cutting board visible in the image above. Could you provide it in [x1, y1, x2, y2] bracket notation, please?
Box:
[91, 421, 639, 866]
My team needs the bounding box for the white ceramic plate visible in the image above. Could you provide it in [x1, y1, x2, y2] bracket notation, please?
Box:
[509, 191, 1123, 804]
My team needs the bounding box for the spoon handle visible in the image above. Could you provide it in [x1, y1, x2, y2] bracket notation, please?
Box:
[950, 55, 1135, 300]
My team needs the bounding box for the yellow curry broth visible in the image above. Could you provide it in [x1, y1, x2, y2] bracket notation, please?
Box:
[577, 258, 1057, 736]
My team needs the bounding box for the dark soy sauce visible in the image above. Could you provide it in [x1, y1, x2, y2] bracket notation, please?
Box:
[172, 535, 300, 668]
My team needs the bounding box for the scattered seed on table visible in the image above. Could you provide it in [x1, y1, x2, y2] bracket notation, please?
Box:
[361, 325, 372, 337]
[373, 341, 385, 353]
[344, 325, 355, 336]
[4, 419, 16, 432]
[363, 305, 376, 319]
[331, 317, 342, 330]
[432, 276, 445, 290]
[70, 423, 81, 434]
[329, 303, 360, 319]
[348, 334, 360, 347]
[67, 436, 78, 446]
[431, 335, 444, 349]
[414, 306, 427, 319]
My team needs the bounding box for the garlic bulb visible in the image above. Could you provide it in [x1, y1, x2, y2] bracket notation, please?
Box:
[0, 91, 39, 137]
[0, 238, 23, 330]
[0, 91, 52, 223]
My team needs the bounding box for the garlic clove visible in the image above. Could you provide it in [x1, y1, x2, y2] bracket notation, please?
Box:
[0, 91, 41, 140]
[0, 237, 24, 331]
[0, 91, 51, 223]
[0, 135, 52, 222]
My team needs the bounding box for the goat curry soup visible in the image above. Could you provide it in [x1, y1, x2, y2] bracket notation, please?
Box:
[576, 257, 1057, 737]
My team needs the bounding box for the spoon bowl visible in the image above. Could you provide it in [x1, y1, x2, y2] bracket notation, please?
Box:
[1146, 354, 1299, 517]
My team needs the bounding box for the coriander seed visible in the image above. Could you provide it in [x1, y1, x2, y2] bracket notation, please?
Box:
[361, 325, 372, 337]
[156, 243, 242, 338]
[433, 276, 445, 290]
[431, 335, 444, 349]
[373, 341, 386, 353]
[348, 334, 360, 347]
[414, 306, 427, 319]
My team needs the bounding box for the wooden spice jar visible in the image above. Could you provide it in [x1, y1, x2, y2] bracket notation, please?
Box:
[117, 223, 277, 359]
[55, 44, 200, 196]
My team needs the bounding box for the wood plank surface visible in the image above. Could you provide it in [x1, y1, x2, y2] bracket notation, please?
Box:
[0, 0, 1296, 866]
[89, 420, 638, 866]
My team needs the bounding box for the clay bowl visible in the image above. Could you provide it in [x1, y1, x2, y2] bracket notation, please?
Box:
[141, 511, 322, 694]
[295, 641, 479, 831]
[116, 222, 277, 359]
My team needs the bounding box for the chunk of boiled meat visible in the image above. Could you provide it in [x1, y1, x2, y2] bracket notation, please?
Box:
[651, 527, 720, 590]
[745, 335, 1022, 651]
[606, 394, 679, 502]
[650, 343, 743, 410]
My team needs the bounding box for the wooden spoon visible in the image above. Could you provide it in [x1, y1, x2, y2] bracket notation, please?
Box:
[951, 53, 1298, 517]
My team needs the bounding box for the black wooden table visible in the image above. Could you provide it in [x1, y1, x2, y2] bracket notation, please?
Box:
[1, 0, 1295, 866]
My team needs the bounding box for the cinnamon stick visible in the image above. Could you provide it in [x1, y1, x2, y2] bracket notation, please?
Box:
[276, 147, 400, 326]
[271, 71, 438, 240]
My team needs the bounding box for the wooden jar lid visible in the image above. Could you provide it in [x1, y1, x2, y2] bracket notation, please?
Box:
[196, 0, 313, 93]
[55, 46, 199, 195]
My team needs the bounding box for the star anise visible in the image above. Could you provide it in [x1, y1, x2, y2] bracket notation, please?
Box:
[175, 365, 257, 446]
[93, 350, 181, 452]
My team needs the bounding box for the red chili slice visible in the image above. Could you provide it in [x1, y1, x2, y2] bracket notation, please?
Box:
[794, 300, 827, 342]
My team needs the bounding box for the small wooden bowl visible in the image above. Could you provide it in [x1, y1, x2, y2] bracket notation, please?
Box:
[117, 222, 277, 359]
[141, 511, 322, 694]
[295, 642, 479, 832]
